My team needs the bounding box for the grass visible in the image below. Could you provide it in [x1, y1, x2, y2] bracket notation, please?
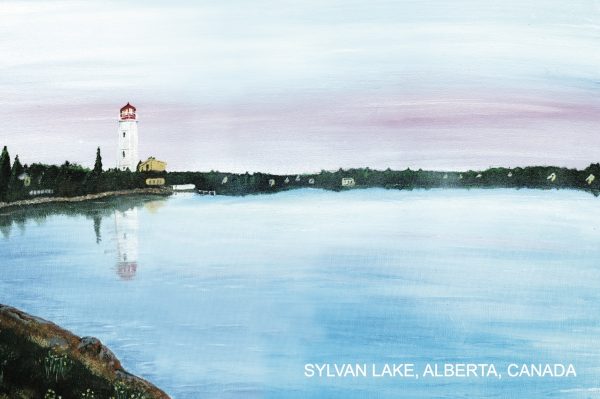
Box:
[43, 351, 73, 382]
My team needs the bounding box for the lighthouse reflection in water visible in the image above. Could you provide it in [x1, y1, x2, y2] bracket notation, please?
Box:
[114, 208, 138, 280]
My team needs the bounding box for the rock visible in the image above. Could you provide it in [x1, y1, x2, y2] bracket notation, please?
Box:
[77, 337, 122, 371]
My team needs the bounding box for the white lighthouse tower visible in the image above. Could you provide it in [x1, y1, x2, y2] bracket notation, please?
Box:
[117, 102, 139, 171]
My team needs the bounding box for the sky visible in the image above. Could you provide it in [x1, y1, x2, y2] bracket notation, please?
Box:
[0, 0, 599, 172]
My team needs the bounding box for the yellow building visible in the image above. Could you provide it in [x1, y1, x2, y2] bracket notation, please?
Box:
[138, 157, 167, 172]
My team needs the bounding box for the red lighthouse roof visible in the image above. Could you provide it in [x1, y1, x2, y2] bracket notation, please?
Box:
[120, 102, 136, 111]
[120, 102, 136, 120]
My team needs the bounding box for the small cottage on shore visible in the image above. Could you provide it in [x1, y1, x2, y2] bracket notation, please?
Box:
[145, 178, 165, 186]
[342, 177, 355, 187]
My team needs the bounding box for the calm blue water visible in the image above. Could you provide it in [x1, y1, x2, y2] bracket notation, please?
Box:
[1, 189, 600, 398]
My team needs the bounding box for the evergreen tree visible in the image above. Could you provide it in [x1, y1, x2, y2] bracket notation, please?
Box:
[10, 155, 23, 180]
[7, 155, 25, 201]
[93, 147, 103, 174]
[0, 146, 11, 198]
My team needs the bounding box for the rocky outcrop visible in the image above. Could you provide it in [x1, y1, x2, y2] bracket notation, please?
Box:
[0, 188, 172, 210]
[0, 304, 170, 399]
[77, 337, 122, 372]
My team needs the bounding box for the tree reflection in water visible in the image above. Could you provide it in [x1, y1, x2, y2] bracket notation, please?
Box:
[0, 195, 168, 280]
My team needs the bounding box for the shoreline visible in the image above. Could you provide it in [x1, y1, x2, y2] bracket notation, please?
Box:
[1, 164, 598, 206]
[0, 304, 170, 398]
[0, 185, 598, 213]
[0, 188, 172, 210]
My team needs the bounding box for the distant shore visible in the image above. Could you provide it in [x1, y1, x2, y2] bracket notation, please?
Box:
[167, 165, 600, 197]
[0, 187, 171, 210]
[1, 164, 599, 209]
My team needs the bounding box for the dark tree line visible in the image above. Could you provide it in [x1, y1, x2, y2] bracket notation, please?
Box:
[167, 164, 600, 196]
[1, 143, 599, 203]
[0, 146, 148, 203]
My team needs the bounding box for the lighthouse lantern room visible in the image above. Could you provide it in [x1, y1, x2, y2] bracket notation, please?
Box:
[118, 102, 139, 171]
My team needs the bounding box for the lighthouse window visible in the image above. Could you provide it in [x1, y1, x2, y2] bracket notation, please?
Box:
[123, 132, 126, 138]
[122, 151, 125, 158]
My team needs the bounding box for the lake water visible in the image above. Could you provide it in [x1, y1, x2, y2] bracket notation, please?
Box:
[1, 189, 600, 398]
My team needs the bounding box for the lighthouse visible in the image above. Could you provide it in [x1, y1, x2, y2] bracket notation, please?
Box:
[117, 102, 139, 171]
